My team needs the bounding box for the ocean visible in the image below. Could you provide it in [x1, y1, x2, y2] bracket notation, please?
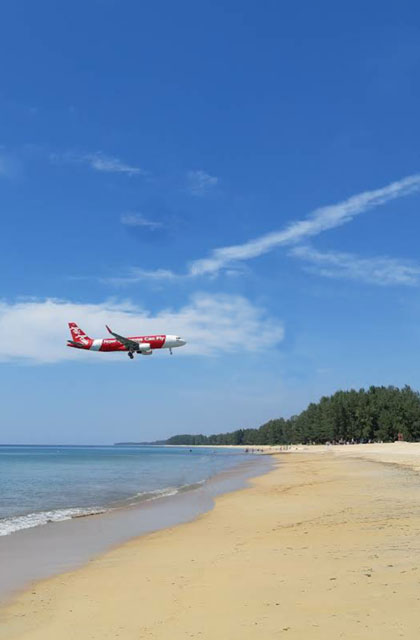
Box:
[0, 444, 256, 537]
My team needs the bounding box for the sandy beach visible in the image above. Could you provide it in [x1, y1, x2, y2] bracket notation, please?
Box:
[3, 442, 420, 639]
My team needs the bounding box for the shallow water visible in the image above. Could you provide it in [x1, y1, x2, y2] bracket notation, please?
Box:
[0, 445, 256, 536]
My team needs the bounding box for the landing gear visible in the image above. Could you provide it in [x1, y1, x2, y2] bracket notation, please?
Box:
[169, 348, 173, 355]
[128, 352, 134, 360]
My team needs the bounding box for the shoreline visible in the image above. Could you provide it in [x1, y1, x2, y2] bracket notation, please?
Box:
[4, 443, 420, 638]
[0, 452, 273, 605]
[0, 445, 279, 539]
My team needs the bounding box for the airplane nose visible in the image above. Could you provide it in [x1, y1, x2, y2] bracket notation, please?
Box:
[178, 338, 186, 346]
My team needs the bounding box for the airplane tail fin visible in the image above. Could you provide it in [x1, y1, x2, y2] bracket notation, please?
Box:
[68, 322, 92, 348]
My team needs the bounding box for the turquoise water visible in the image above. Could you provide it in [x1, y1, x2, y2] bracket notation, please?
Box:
[0, 445, 252, 536]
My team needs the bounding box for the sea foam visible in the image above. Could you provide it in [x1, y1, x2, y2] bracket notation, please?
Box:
[0, 507, 106, 536]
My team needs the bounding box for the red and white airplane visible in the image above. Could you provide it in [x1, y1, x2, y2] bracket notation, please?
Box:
[67, 322, 186, 359]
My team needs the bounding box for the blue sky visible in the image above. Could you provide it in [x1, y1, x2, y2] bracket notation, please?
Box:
[2, 0, 420, 444]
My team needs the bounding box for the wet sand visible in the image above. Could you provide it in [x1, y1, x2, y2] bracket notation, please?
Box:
[3, 443, 420, 639]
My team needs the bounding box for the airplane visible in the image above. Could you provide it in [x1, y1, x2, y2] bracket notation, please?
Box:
[67, 322, 186, 359]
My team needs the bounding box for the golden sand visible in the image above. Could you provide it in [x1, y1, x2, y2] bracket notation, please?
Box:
[3, 443, 420, 639]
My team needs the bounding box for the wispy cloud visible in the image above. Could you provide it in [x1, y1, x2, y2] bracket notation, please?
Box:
[186, 169, 218, 196]
[290, 245, 420, 286]
[86, 152, 143, 175]
[0, 295, 284, 363]
[104, 268, 179, 285]
[98, 172, 420, 286]
[188, 173, 420, 276]
[51, 151, 145, 176]
[120, 213, 163, 229]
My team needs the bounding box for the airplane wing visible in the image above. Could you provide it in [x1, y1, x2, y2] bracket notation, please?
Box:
[106, 325, 139, 351]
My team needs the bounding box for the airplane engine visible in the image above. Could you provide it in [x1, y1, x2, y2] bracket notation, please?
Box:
[137, 343, 152, 355]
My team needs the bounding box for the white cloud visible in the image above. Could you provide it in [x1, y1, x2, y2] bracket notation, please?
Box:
[291, 245, 420, 286]
[188, 173, 420, 276]
[104, 268, 179, 285]
[120, 213, 163, 229]
[86, 152, 143, 176]
[187, 169, 218, 196]
[95, 172, 420, 286]
[0, 294, 284, 363]
[51, 151, 144, 176]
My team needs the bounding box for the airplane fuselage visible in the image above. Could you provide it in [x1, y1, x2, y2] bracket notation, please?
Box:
[69, 335, 183, 352]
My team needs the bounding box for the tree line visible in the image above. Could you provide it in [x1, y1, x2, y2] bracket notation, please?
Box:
[165, 386, 420, 446]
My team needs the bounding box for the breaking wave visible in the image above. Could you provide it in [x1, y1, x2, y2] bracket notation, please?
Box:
[125, 480, 205, 505]
[0, 480, 206, 537]
[0, 507, 106, 537]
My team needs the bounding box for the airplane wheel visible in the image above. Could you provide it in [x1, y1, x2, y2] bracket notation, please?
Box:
[128, 352, 134, 359]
